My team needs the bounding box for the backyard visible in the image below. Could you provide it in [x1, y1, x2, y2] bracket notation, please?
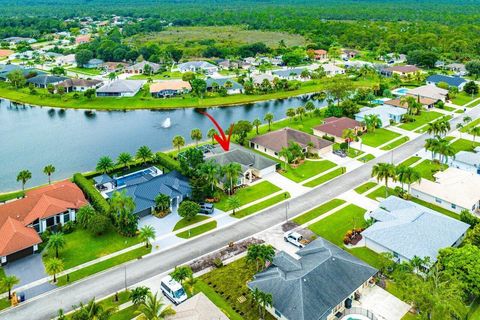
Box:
[398, 111, 443, 131]
[280, 159, 336, 182]
[360, 128, 401, 147]
[215, 181, 281, 211]
[413, 159, 448, 181]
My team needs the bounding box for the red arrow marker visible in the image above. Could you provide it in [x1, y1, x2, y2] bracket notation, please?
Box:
[199, 111, 233, 151]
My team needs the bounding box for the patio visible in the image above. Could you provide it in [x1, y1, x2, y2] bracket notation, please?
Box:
[352, 285, 410, 320]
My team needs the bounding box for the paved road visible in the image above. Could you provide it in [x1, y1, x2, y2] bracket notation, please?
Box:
[2, 106, 479, 320]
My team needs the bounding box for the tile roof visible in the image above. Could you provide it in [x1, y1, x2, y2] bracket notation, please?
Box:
[149, 80, 191, 93]
[314, 117, 363, 138]
[407, 85, 448, 101]
[384, 97, 436, 108]
[385, 65, 420, 73]
[250, 128, 333, 153]
[167, 292, 228, 320]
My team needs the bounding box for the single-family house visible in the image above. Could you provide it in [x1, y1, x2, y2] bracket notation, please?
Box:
[382, 65, 421, 77]
[434, 61, 445, 69]
[26, 75, 68, 88]
[3, 37, 36, 45]
[56, 78, 103, 92]
[250, 128, 333, 159]
[407, 85, 448, 102]
[150, 80, 191, 98]
[426, 74, 467, 90]
[313, 117, 366, 143]
[0, 181, 87, 265]
[205, 78, 243, 94]
[312, 49, 328, 61]
[381, 53, 407, 64]
[322, 63, 345, 76]
[55, 54, 76, 66]
[84, 58, 104, 69]
[248, 238, 378, 320]
[449, 147, 480, 175]
[410, 167, 480, 214]
[251, 73, 275, 85]
[272, 68, 308, 81]
[341, 49, 360, 60]
[166, 292, 228, 320]
[344, 60, 373, 69]
[384, 97, 436, 109]
[0, 49, 14, 59]
[125, 61, 161, 74]
[75, 34, 91, 45]
[355, 105, 407, 127]
[177, 61, 218, 74]
[446, 63, 467, 76]
[96, 79, 145, 97]
[103, 61, 129, 73]
[0, 64, 41, 81]
[363, 196, 469, 264]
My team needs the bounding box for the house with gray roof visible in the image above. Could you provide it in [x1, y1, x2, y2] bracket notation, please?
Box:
[205, 78, 243, 95]
[248, 238, 377, 320]
[84, 58, 104, 69]
[96, 79, 145, 97]
[0, 64, 43, 81]
[272, 68, 308, 81]
[177, 61, 218, 75]
[26, 75, 68, 88]
[449, 147, 480, 174]
[355, 105, 407, 128]
[362, 196, 469, 264]
[125, 61, 161, 74]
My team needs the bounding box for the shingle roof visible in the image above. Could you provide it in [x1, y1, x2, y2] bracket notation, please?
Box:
[126, 61, 161, 72]
[452, 149, 480, 166]
[207, 145, 277, 172]
[178, 61, 217, 70]
[426, 74, 466, 87]
[97, 79, 145, 94]
[26, 75, 68, 86]
[248, 238, 377, 320]
[166, 292, 228, 320]
[205, 78, 243, 90]
[273, 68, 306, 78]
[57, 78, 103, 88]
[407, 85, 448, 101]
[314, 117, 363, 138]
[250, 128, 333, 153]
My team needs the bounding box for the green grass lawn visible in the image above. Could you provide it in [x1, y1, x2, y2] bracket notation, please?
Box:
[66, 291, 131, 319]
[0, 190, 25, 202]
[455, 109, 465, 114]
[439, 105, 456, 112]
[333, 143, 364, 158]
[380, 136, 409, 151]
[110, 305, 139, 320]
[67, 67, 103, 76]
[452, 92, 479, 106]
[460, 117, 480, 132]
[293, 199, 346, 225]
[413, 159, 448, 181]
[128, 70, 185, 80]
[450, 138, 480, 153]
[233, 192, 290, 218]
[280, 160, 336, 182]
[366, 185, 396, 201]
[215, 181, 281, 211]
[57, 246, 150, 286]
[42, 228, 142, 270]
[360, 128, 401, 147]
[303, 167, 345, 187]
[398, 156, 421, 167]
[354, 182, 378, 194]
[409, 197, 459, 220]
[0, 298, 9, 311]
[173, 215, 211, 231]
[176, 221, 217, 239]
[399, 111, 443, 131]
[358, 154, 375, 162]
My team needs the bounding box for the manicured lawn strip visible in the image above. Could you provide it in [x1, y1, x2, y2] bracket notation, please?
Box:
[380, 136, 409, 151]
[361, 128, 401, 147]
[128, 70, 185, 80]
[455, 109, 465, 114]
[366, 186, 396, 201]
[398, 156, 421, 167]
[0, 298, 9, 311]
[333, 143, 364, 158]
[43, 228, 142, 270]
[460, 117, 480, 132]
[67, 67, 103, 75]
[349, 247, 387, 270]
[452, 92, 479, 106]
[0, 190, 25, 202]
[293, 199, 346, 225]
[413, 159, 448, 181]
[193, 280, 244, 320]
[110, 305, 139, 320]
[233, 192, 290, 218]
[173, 215, 211, 231]
[280, 160, 336, 182]
[57, 247, 150, 286]
[439, 105, 456, 112]
[215, 181, 281, 211]
[450, 138, 480, 153]
[399, 111, 443, 131]
[358, 154, 375, 162]
[176, 221, 217, 239]
[354, 182, 378, 194]
[409, 197, 459, 220]
[65, 291, 131, 319]
[303, 167, 345, 187]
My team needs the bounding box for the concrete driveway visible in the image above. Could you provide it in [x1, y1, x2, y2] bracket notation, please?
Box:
[354, 285, 410, 320]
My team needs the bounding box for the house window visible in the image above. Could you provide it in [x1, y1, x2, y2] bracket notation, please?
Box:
[274, 309, 282, 317]
[435, 198, 442, 204]
[393, 251, 399, 258]
[451, 203, 456, 209]
[64, 213, 70, 223]
[46, 216, 55, 227]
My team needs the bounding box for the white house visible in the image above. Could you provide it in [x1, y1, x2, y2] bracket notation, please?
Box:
[355, 105, 407, 128]
[96, 79, 145, 97]
[322, 63, 346, 76]
[177, 61, 218, 74]
[407, 85, 448, 102]
[449, 147, 480, 175]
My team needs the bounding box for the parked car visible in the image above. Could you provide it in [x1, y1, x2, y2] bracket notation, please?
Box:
[333, 149, 347, 158]
[199, 202, 214, 214]
[160, 275, 187, 305]
[284, 231, 310, 248]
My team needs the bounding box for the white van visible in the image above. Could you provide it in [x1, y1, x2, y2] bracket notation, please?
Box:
[160, 275, 187, 304]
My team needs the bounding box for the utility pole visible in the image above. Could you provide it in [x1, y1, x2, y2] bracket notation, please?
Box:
[284, 193, 289, 221]
[124, 265, 127, 291]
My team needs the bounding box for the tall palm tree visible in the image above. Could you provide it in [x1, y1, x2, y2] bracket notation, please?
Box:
[342, 128, 356, 150]
[305, 101, 315, 115]
[424, 137, 441, 161]
[278, 146, 292, 170]
[199, 160, 221, 192]
[396, 166, 421, 194]
[136, 145, 153, 165]
[117, 152, 133, 169]
[259, 291, 273, 319]
[16, 170, 32, 191]
[252, 118, 262, 134]
[364, 114, 382, 132]
[250, 287, 262, 315]
[470, 126, 480, 145]
[227, 195, 241, 215]
[207, 128, 217, 144]
[400, 95, 421, 115]
[222, 162, 242, 194]
[426, 121, 440, 136]
[1, 275, 19, 299]
[264, 112, 274, 131]
[456, 123, 464, 138]
[47, 232, 66, 258]
[96, 156, 114, 174]
[45, 257, 64, 283]
[135, 292, 176, 320]
[43, 164, 56, 184]
[296, 106, 306, 122]
[463, 116, 472, 124]
[286, 108, 296, 121]
[172, 135, 185, 153]
[371, 163, 397, 198]
[139, 225, 156, 248]
[190, 128, 202, 146]
[437, 140, 456, 163]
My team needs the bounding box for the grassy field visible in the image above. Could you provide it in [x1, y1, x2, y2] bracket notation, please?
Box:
[173, 215, 211, 231]
[380, 136, 409, 151]
[361, 129, 401, 147]
[233, 192, 290, 218]
[450, 138, 480, 153]
[215, 181, 281, 211]
[303, 167, 345, 187]
[452, 92, 479, 106]
[354, 182, 378, 194]
[399, 111, 443, 131]
[413, 159, 448, 181]
[176, 221, 217, 239]
[398, 156, 421, 167]
[281, 160, 336, 182]
[293, 198, 346, 225]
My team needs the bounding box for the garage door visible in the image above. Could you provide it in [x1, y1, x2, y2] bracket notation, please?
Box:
[7, 247, 34, 263]
[259, 165, 276, 177]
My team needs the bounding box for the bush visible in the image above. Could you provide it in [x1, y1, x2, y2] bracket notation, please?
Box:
[87, 214, 111, 235]
[153, 152, 181, 172]
[213, 257, 223, 268]
[73, 173, 110, 214]
[322, 134, 335, 142]
[62, 221, 76, 234]
[339, 142, 348, 150]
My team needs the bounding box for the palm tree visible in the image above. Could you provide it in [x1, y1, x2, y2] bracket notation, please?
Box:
[456, 123, 464, 138]
[227, 195, 241, 215]
[183, 274, 197, 295]
[400, 95, 421, 115]
[16, 169, 32, 191]
[47, 232, 66, 258]
[207, 128, 217, 144]
[264, 112, 274, 131]
[154, 194, 170, 213]
[117, 152, 133, 169]
[396, 166, 421, 194]
[43, 164, 55, 184]
[278, 146, 292, 170]
[136, 145, 153, 165]
[172, 135, 185, 153]
[259, 291, 273, 319]
[305, 100, 315, 115]
[252, 118, 262, 134]
[296, 106, 306, 122]
[139, 225, 156, 248]
[371, 163, 397, 198]
[222, 162, 242, 194]
[45, 257, 64, 283]
[463, 116, 472, 124]
[286, 108, 296, 121]
[250, 287, 262, 316]
[108, 72, 117, 81]
[96, 156, 114, 174]
[424, 137, 441, 160]
[73, 298, 117, 320]
[135, 292, 176, 320]
[437, 140, 456, 163]
[190, 128, 202, 146]
[426, 121, 440, 136]
[1, 275, 19, 299]
[470, 126, 480, 145]
[199, 160, 221, 192]
[342, 128, 356, 151]
[364, 114, 381, 132]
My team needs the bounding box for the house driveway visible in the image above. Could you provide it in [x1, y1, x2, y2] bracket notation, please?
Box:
[255, 224, 301, 257]
[263, 172, 309, 197]
[353, 285, 410, 320]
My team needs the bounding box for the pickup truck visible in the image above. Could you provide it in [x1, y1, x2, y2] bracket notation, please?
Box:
[284, 231, 310, 248]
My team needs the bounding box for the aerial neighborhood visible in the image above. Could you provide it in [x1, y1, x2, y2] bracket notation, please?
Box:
[1, 2, 480, 320]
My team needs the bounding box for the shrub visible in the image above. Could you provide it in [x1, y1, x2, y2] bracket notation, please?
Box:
[213, 257, 223, 268]
[62, 221, 76, 234]
[153, 152, 181, 172]
[87, 214, 111, 235]
[322, 134, 335, 142]
[73, 173, 110, 214]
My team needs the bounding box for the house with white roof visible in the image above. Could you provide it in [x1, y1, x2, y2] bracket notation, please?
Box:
[177, 61, 218, 74]
[96, 79, 145, 97]
[363, 196, 469, 264]
[355, 105, 406, 128]
[410, 167, 480, 214]
[322, 63, 345, 76]
[272, 67, 308, 81]
[449, 147, 480, 174]
[407, 85, 448, 102]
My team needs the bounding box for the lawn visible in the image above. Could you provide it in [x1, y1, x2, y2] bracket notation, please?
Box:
[293, 199, 346, 225]
[360, 128, 401, 147]
[303, 167, 345, 187]
[110, 305, 139, 320]
[452, 91, 479, 106]
[354, 182, 378, 194]
[460, 117, 480, 132]
[409, 197, 459, 220]
[380, 136, 409, 151]
[215, 181, 281, 211]
[57, 246, 150, 286]
[173, 215, 211, 231]
[0, 298, 9, 311]
[366, 185, 396, 201]
[176, 221, 217, 239]
[42, 228, 142, 270]
[450, 138, 480, 153]
[66, 291, 131, 319]
[358, 154, 375, 162]
[398, 156, 421, 167]
[0, 190, 25, 202]
[280, 160, 336, 182]
[67, 67, 103, 76]
[128, 70, 185, 80]
[399, 111, 443, 131]
[413, 159, 448, 181]
[233, 192, 290, 218]
[333, 143, 364, 158]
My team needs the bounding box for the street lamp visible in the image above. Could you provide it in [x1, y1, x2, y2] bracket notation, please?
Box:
[284, 193, 289, 221]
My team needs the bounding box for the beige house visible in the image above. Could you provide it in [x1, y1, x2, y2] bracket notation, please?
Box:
[167, 292, 228, 320]
[312, 117, 365, 143]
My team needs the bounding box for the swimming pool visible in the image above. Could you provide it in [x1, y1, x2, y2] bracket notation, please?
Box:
[393, 87, 409, 96]
[115, 167, 158, 186]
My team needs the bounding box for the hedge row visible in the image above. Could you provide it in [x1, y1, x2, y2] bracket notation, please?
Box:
[73, 173, 110, 214]
[153, 152, 181, 172]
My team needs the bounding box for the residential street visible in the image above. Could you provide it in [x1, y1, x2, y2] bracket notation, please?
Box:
[2, 105, 479, 320]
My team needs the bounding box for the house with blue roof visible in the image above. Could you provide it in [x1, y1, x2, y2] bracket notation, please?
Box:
[426, 74, 467, 90]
